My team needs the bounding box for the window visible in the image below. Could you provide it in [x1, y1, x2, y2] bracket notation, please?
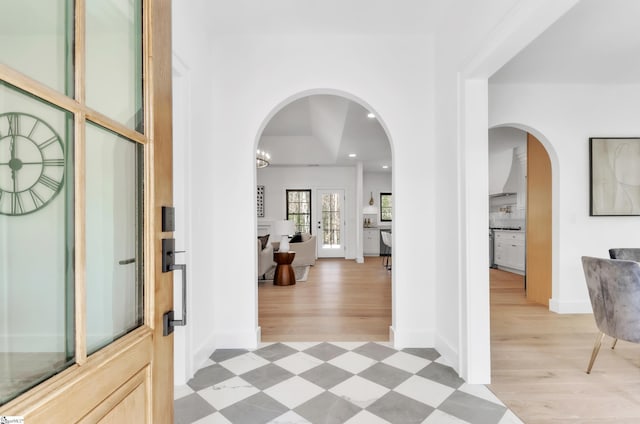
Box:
[286, 189, 312, 233]
[380, 192, 392, 221]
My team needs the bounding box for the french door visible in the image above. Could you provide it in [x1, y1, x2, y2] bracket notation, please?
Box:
[315, 189, 345, 258]
[0, 0, 174, 422]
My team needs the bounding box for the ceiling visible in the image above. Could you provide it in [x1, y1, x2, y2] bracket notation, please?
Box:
[252, 1, 640, 170]
[491, 0, 640, 84]
[206, 0, 437, 36]
[259, 95, 392, 172]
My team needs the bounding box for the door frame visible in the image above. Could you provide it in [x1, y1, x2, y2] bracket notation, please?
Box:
[315, 188, 346, 258]
[0, 0, 174, 421]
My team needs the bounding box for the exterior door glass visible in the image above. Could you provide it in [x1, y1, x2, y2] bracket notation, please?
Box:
[86, 0, 143, 132]
[321, 192, 341, 248]
[0, 81, 75, 405]
[85, 122, 143, 355]
[0, 0, 74, 96]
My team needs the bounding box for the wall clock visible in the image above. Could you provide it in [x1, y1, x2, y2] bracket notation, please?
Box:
[0, 112, 66, 216]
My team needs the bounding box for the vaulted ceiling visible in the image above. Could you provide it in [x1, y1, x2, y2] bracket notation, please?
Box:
[491, 0, 640, 84]
[259, 95, 392, 172]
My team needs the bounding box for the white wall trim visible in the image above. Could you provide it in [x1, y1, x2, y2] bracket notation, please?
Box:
[212, 328, 260, 350]
[435, 334, 459, 370]
[549, 299, 592, 314]
[390, 326, 434, 349]
[194, 333, 218, 372]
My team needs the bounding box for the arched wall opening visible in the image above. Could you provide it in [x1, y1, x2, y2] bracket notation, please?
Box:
[252, 88, 396, 342]
[489, 123, 559, 307]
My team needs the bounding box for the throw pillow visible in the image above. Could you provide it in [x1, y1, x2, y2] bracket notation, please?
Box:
[301, 232, 311, 242]
[258, 234, 269, 250]
[289, 233, 303, 243]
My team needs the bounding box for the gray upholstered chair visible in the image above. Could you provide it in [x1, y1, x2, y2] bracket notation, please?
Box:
[581, 256, 640, 373]
[609, 248, 640, 262]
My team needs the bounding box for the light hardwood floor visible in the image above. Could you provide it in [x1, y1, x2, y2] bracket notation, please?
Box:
[489, 268, 640, 424]
[258, 257, 391, 341]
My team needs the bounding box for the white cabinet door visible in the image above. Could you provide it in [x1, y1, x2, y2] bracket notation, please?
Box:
[494, 231, 525, 271]
[364, 229, 380, 255]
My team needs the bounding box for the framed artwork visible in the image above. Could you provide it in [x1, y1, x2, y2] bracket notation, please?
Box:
[590, 137, 640, 216]
[257, 185, 265, 217]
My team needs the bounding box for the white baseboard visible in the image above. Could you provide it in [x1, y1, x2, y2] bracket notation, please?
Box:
[389, 326, 434, 349]
[193, 333, 218, 372]
[434, 334, 459, 370]
[192, 327, 261, 376]
[549, 298, 592, 314]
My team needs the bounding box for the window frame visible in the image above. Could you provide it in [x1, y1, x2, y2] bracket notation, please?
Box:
[286, 189, 312, 234]
[380, 192, 392, 222]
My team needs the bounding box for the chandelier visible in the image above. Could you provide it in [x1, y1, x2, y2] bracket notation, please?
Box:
[256, 150, 270, 168]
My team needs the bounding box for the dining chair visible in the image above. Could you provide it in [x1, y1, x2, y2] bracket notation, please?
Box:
[581, 256, 640, 373]
[381, 230, 392, 270]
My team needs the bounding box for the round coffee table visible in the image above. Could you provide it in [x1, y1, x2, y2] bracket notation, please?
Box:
[273, 251, 296, 286]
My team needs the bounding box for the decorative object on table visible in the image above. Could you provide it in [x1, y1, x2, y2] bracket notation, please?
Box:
[589, 137, 640, 216]
[273, 219, 295, 252]
[257, 185, 265, 217]
[256, 149, 270, 168]
[0, 112, 66, 216]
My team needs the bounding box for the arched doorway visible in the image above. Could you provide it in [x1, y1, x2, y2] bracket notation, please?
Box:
[254, 91, 394, 342]
[489, 125, 554, 306]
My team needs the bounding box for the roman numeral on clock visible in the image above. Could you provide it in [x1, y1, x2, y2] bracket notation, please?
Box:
[38, 174, 61, 191]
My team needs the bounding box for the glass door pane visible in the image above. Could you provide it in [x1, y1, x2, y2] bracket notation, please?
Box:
[86, 0, 143, 131]
[85, 122, 143, 355]
[0, 0, 74, 96]
[0, 82, 75, 406]
[316, 189, 344, 257]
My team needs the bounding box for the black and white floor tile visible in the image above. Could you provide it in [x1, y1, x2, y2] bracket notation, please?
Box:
[174, 341, 523, 424]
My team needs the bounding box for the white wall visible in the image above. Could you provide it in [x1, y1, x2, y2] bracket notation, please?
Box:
[180, 33, 437, 365]
[171, 0, 581, 384]
[490, 83, 640, 312]
[171, 0, 215, 380]
[363, 172, 392, 226]
[257, 166, 358, 259]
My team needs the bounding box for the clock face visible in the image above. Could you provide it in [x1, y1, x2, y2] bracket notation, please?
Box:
[0, 112, 66, 216]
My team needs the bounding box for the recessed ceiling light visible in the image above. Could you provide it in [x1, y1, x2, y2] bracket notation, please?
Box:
[382, 165, 389, 169]
[348, 153, 357, 158]
[367, 112, 375, 119]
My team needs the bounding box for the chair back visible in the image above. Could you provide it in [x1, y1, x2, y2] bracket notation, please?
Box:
[381, 231, 392, 248]
[581, 256, 640, 343]
[609, 248, 640, 261]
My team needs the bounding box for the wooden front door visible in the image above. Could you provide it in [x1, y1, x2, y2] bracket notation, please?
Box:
[0, 0, 174, 422]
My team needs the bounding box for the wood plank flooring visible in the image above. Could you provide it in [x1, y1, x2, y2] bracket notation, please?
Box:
[258, 257, 391, 341]
[489, 268, 640, 424]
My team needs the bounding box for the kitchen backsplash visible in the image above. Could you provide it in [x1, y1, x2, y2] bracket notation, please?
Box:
[489, 210, 525, 229]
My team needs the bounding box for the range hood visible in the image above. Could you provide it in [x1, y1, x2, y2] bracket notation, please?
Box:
[489, 192, 516, 199]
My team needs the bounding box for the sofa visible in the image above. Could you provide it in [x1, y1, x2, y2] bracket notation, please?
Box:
[273, 233, 316, 267]
[257, 237, 274, 278]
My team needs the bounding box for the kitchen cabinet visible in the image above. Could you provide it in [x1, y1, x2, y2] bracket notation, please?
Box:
[494, 230, 525, 272]
[364, 228, 380, 256]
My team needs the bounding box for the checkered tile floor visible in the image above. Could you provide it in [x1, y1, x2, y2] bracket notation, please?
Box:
[174, 341, 523, 424]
